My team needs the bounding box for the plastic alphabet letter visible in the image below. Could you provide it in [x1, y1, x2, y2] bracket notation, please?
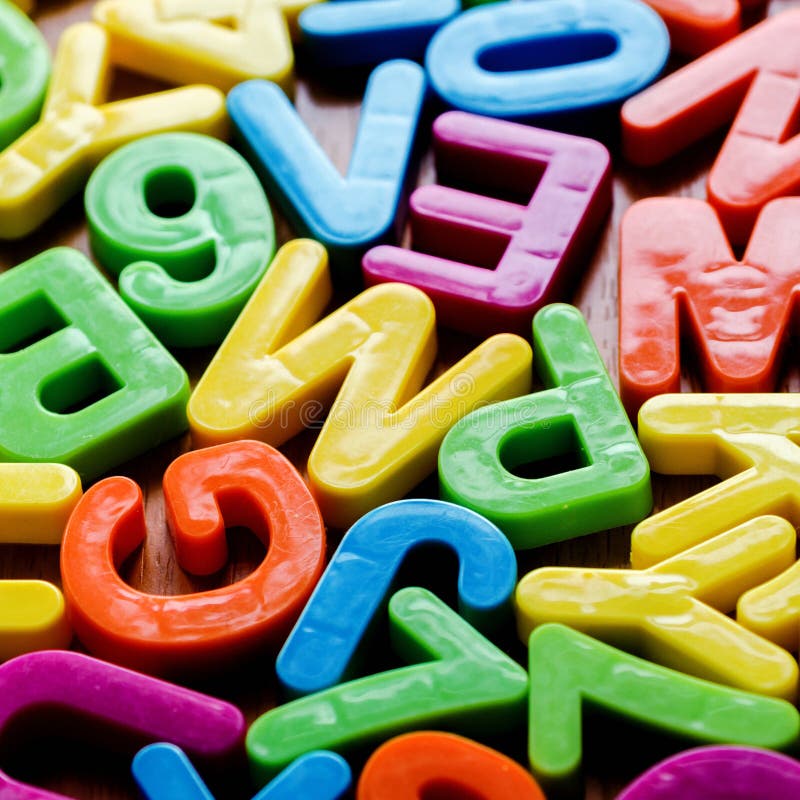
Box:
[134, 745, 351, 800]
[617, 746, 800, 800]
[623, 10, 800, 243]
[85, 133, 276, 347]
[247, 588, 529, 782]
[357, 732, 546, 800]
[189, 240, 532, 528]
[528, 624, 799, 789]
[277, 499, 517, 696]
[0, 650, 245, 800]
[0, 581, 71, 660]
[425, 0, 669, 123]
[0, 248, 189, 480]
[93, 0, 295, 94]
[61, 441, 326, 674]
[643, 1, 745, 56]
[364, 112, 611, 336]
[517, 516, 799, 700]
[0, 22, 227, 239]
[619, 198, 800, 415]
[439, 304, 651, 548]
[227, 61, 425, 268]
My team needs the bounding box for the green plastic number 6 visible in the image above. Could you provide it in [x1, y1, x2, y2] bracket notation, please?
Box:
[85, 132, 276, 347]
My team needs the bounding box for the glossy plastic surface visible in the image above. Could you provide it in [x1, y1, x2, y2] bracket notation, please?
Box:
[632, 393, 800, 568]
[0, 650, 244, 800]
[61, 441, 325, 674]
[277, 499, 517, 696]
[86, 132, 275, 347]
[0, 22, 227, 239]
[643, 0, 742, 55]
[0, 248, 189, 480]
[134, 745, 351, 800]
[622, 9, 800, 243]
[528, 624, 800, 789]
[619, 198, 800, 415]
[0, 581, 71, 660]
[299, 0, 458, 67]
[426, 0, 669, 122]
[228, 61, 424, 269]
[439, 303, 651, 548]
[0, 0, 49, 149]
[247, 588, 529, 783]
[94, 0, 294, 93]
[364, 112, 611, 336]
[517, 516, 798, 700]
[618, 746, 800, 800]
[357, 732, 546, 800]
[0, 463, 81, 544]
[189, 240, 532, 529]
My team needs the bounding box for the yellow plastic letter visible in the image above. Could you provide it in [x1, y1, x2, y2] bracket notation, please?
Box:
[189, 239, 533, 528]
[517, 516, 799, 700]
[94, 0, 294, 94]
[0, 464, 82, 544]
[0, 581, 71, 660]
[0, 22, 227, 239]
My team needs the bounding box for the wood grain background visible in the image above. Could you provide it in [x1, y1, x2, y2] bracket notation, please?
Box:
[1, 1, 797, 797]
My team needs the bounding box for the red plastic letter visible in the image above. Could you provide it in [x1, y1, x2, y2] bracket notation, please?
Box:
[61, 441, 325, 675]
[619, 197, 800, 415]
[643, 1, 743, 56]
[622, 10, 800, 243]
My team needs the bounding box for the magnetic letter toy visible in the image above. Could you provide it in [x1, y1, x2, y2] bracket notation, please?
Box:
[61, 441, 325, 674]
[299, 0, 458, 67]
[357, 732, 546, 800]
[247, 588, 529, 783]
[189, 240, 532, 529]
[527, 624, 799, 789]
[425, 0, 669, 123]
[517, 516, 799, 700]
[93, 0, 294, 94]
[643, 1, 745, 56]
[0, 22, 226, 239]
[623, 10, 800, 243]
[0, 248, 189, 480]
[439, 303, 651, 549]
[0, 581, 70, 660]
[227, 61, 425, 269]
[277, 499, 517, 696]
[363, 112, 611, 336]
[631, 393, 800, 569]
[0, 0, 49, 150]
[134, 745, 351, 800]
[85, 133, 276, 348]
[619, 197, 800, 415]
[0, 650, 244, 800]
[617, 746, 800, 800]
[0, 463, 81, 544]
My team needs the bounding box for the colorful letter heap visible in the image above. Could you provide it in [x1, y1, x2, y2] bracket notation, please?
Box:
[85, 132, 275, 347]
[134, 745, 352, 800]
[528, 625, 799, 789]
[0, 0, 49, 150]
[277, 499, 517, 695]
[0, 22, 226, 239]
[363, 112, 611, 336]
[0, 248, 189, 480]
[632, 393, 800, 568]
[93, 0, 295, 93]
[517, 516, 798, 699]
[439, 303, 651, 548]
[189, 240, 532, 528]
[61, 441, 325, 674]
[426, 0, 669, 122]
[228, 61, 425, 267]
[247, 588, 528, 782]
[357, 732, 546, 799]
[0, 650, 244, 800]
[623, 10, 800, 243]
[619, 198, 800, 415]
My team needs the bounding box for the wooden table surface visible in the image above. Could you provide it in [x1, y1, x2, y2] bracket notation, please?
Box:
[1, 1, 797, 797]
